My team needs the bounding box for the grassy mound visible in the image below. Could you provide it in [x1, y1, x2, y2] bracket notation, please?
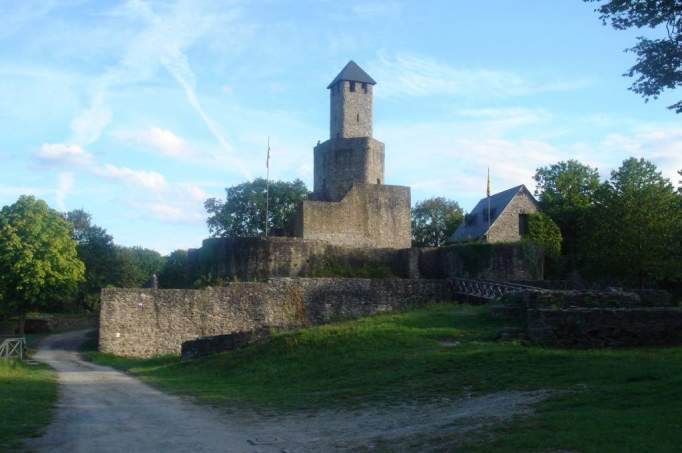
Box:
[0, 360, 57, 449]
[87, 304, 682, 452]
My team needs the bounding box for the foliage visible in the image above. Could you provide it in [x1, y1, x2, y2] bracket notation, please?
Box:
[158, 249, 195, 289]
[583, 157, 682, 286]
[527, 212, 563, 258]
[0, 196, 84, 329]
[586, 0, 682, 113]
[307, 257, 396, 278]
[113, 246, 165, 288]
[534, 159, 600, 256]
[88, 303, 682, 452]
[0, 360, 57, 450]
[66, 209, 119, 310]
[411, 197, 464, 247]
[205, 178, 309, 237]
[452, 243, 493, 276]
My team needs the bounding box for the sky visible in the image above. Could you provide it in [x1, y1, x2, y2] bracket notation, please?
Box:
[1, 0, 680, 254]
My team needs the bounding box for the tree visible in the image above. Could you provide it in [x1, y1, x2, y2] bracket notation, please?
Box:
[527, 212, 563, 258]
[66, 209, 118, 310]
[0, 196, 84, 333]
[584, 157, 681, 286]
[586, 0, 682, 113]
[411, 197, 464, 247]
[158, 249, 195, 289]
[533, 159, 601, 256]
[205, 178, 309, 237]
[113, 246, 165, 288]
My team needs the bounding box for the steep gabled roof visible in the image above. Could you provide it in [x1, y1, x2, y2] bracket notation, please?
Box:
[450, 185, 537, 242]
[327, 60, 377, 89]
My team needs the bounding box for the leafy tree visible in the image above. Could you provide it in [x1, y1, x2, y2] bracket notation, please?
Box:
[113, 246, 165, 288]
[411, 197, 464, 247]
[534, 159, 600, 256]
[584, 158, 681, 286]
[527, 212, 563, 258]
[586, 0, 682, 113]
[0, 196, 84, 333]
[158, 249, 195, 289]
[205, 178, 309, 237]
[66, 209, 118, 310]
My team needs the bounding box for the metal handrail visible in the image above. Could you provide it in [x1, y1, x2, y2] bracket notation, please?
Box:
[451, 278, 539, 301]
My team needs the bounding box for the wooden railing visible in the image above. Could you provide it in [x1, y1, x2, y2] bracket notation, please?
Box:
[0, 337, 26, 360]
[451, 278, 538, 301]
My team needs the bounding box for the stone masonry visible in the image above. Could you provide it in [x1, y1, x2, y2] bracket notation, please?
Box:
[100, 278, 455, 357]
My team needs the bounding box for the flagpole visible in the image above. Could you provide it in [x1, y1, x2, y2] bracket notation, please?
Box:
[265, 136, 270, 238]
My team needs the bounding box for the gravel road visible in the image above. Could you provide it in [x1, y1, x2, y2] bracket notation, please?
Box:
[25, 330, 551, 452]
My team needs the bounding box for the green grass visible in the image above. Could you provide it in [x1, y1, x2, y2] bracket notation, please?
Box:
[0, 359, 57, 450]
[86, 304, 682, 452]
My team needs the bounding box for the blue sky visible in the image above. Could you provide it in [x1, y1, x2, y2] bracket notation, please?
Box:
[1, 0, 680, 254]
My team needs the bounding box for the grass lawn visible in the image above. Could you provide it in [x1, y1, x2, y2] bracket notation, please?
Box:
[0, 359, 57, 450]
[86, 303, 682, 452]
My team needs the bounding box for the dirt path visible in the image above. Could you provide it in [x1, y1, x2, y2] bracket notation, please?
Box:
[26, 330, 551, 452]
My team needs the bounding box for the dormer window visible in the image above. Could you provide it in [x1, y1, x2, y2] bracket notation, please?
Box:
[349, 81, 356, 92]
[362, 82, 367, 93]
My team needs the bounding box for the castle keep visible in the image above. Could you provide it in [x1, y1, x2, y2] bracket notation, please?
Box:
[292, 61, 411, 249]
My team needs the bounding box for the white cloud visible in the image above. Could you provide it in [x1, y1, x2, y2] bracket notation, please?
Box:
[369, 52, 591, 99]
[98, 164, 168, 191]
[36, 143, 93, 167]
[55, 172, 74, 210]
[114, 127, 197, 159]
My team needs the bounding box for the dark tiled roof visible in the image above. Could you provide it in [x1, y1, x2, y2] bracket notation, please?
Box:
[327, 61, 377, 89]
[450, 185, 536, 242]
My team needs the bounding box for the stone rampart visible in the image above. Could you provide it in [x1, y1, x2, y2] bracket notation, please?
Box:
[100, 278, 455, 357]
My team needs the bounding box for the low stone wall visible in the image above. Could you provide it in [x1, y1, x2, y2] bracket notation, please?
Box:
[494, 289, 682, 348]
[527, 308, 682, 347]
[100, 278, 455, 357]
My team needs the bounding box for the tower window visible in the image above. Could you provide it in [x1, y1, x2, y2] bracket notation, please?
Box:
[350, 81, 356, 92]
[377, 178, 381, 184]
[362, 82, 367, 93]
[356, 113, 359, 122]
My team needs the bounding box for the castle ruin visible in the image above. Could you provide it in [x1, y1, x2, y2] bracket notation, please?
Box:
[291, 61, 411, 249]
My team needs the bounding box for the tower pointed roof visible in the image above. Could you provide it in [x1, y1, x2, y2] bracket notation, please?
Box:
[327, 60, 376, 89]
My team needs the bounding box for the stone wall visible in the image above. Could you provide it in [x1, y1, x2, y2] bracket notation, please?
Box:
[188, 237, 411, 281]
[493, 289, 682, 347]
[100, 278, 455, 357]
[312, 137, 384, 202]
[330, 80, 373, 139]
[487, 191, 538, 243]
[419, 243, 544, 281]
[294, 183, 411, 249]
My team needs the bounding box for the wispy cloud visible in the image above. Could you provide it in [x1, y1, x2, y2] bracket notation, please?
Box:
[114, 127, 198, 159]
[370, 52, 591, 99]
[36, 143, 94, 167]
[55, 172, 74, 210]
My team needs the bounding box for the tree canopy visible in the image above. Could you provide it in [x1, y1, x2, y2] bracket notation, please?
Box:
[534, 159, 601, 256]
[0, 196, 84, 331]
[411, 197, 464, 247]
[586, 0, 682, 113]
[204, 178, 309, 237]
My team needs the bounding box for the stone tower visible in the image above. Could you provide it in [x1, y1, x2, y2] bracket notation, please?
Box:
[313, 61, 385, 202]
[293, 61, 411, 249]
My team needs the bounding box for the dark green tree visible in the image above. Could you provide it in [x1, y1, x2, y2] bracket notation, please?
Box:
[0, 196, 84, 333]
[585, 158, 681, 286]
[527, 212, 563, 258]
[66, 209, 118, 310]
[533, 159, 600, 256]
[205, 178, 309, 237]
[411, 197, 464, 247]
[158, 249, 195, 289]
[585, 0, 682, 113]
[113, 246, 165, 288]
